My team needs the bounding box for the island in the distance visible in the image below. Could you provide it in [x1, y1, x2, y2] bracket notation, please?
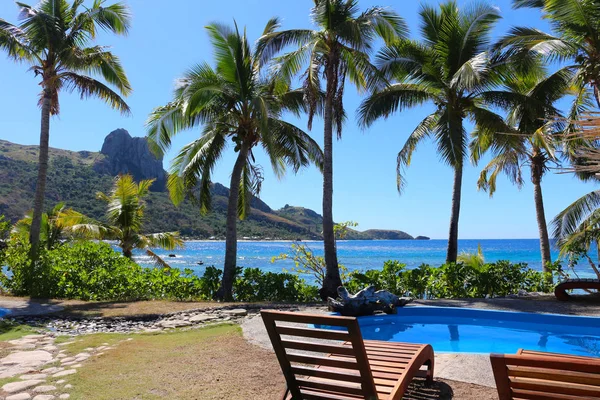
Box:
[0, 129, 429, 241]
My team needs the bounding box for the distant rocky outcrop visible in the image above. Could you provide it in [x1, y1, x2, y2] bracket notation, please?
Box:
[415, 236, 430, 240]
[359, 229, 413, 240]
[93, 129, 167, 191]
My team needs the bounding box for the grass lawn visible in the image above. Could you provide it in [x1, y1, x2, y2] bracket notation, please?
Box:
[61, 324, 285, 400]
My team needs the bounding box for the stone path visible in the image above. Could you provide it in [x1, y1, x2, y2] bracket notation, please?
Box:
[0, 332, 103, 399]
[5, 307, 253, 336]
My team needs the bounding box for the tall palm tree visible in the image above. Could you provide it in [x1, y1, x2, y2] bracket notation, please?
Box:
[358, 1, 505, 263]
[472, 67, 580, 273]
[256, 1, 407, 299]
[505, 0, 600, 107]
[0, 0, 131, 256]
[146, 22, 324, 301]
[96, 175, 183, 266]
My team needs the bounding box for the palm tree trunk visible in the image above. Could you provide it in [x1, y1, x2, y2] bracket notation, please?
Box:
[531, 152, 552, 281]
[446, 163, 463, 263]
[321, 55, 341, 301]
[218, 144, 249, 301]
[29, 92, 52, 258]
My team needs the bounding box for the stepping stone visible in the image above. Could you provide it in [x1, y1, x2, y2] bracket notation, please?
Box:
[23, 335, 46, 340]
[6, 393, 32, 400]
[55, 380, 66, 385]
[12, 344, 37, 350]
[59, 395, 70, 399]
[189, 314, 215, 323]
[59, 357, 75, 364]
[222, 308, 247, 317]
[56, 354, 67, 359]
[32, 395, 55, 400]
[3, 379, 44, 393]
[20, 373, 48, 380]
[0, 366, 36, 378]
[34, 385, 57, 393]
[41, 345, 58, 352]
[64, 384, 73, 389]
[158, 320, 191, 328]
[74, 353, 90, 359]
[41, 367, 63, 374]
[2, 351, 53, 367]
[52, 369, 77, 378]
[8, 339, 38, 346]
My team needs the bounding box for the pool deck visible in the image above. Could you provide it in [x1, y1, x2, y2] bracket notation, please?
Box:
[242, 296, 600, 388]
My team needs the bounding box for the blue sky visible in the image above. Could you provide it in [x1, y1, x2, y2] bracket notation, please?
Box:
[0, 0, 596, 239]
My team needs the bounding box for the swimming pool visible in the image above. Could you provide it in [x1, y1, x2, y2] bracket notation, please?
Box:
[356, 307, 600, 356]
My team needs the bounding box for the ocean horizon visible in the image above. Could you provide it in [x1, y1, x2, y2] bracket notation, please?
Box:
[133, 239, 598, 281]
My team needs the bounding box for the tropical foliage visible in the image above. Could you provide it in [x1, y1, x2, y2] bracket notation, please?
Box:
[256, 1, 407, 299]
[96, 175, 183, 266]
[146, 21, 323, 300]
[0, 0, 131, 254]
[345, 260, 555, 299]
[471, 66, 581, 272]
[359, 1, 507, 264]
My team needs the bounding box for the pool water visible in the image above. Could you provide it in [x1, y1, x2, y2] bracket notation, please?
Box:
[356, 307, 600, 356]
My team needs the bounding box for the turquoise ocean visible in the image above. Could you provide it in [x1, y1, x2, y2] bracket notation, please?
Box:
[133, 239, 598, 280]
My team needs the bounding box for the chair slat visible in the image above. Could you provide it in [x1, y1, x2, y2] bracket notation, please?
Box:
[287, 353, 360, 371]
[508, 366, 600, 386]
[281, 339, 357, 356]
[277, 325, 351, 341]
[296, 377, 365, 396]
[291, 365, 362, 383]
[511, 377, 600, 397]
[511, 388, 597, 400]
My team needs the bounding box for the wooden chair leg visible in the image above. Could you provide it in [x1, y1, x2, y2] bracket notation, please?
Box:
[425, 357, 435, 385]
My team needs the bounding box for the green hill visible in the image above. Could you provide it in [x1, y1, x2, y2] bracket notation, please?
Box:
[0, 134, 421, 240]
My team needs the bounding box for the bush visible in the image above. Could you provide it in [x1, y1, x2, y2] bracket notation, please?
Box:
[345, 260, 555, 299]
[1, 239, 319, 302]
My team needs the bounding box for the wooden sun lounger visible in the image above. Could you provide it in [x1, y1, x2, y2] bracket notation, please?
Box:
[555, 278, 600, 301]
[490, 348, 600, 399]
[261, 310, 434, 400]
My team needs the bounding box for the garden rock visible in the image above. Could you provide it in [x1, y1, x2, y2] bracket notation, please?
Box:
[3, 379, 44, 393]
[1, 351, 53, 367]
[6, 393, 32, 400]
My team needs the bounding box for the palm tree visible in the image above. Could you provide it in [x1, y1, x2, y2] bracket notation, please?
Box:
[256, 1, 407, 299]
[505, 0, 600, 108]
[472, 67, 580, 273]
[96, 175, 183, 266]
[12, 202, 101, 250]
[146, 22, 324, 301]
[358, 1, 506, 263]
[0, 0, 131, 256]
[552, 190, 600, 280]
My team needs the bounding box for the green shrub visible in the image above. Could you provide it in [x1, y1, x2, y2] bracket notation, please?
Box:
[345, 260, 555, 299]
[234, 267, 318, 302]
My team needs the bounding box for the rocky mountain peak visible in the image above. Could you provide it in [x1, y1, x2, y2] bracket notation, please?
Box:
[93, 129, 167, 191]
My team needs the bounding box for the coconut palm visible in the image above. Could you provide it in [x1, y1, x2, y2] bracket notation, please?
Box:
[505, 0, 600, 108]
[471, 67, 581, 273]
[146, 22, 324, 301]
[358, 1, 506, 263]
[96, 175, 183, 266]
[0, 0, 131, 256]
[256, 1, 407, 299]
[12, 202, 101, 250]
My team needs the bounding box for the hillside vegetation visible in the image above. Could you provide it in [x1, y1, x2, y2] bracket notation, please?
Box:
[0, 138, 419, 240]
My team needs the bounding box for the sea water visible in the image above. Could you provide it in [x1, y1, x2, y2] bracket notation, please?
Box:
[132, 239, 598, 280]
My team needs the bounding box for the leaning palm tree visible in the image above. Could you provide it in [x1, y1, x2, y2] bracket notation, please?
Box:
[505, 0, 600, 107]
[0, 0, 131, 256]
[472, 67, 581, 273]
[358, 1, 506, 263]
[146, 22, 324, 301]
[256, 1, 407, 299]
[96, 175, 183, 266]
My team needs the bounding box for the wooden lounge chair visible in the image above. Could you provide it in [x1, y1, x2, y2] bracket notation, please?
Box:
[490, 348, 600, 399]
[555, 278, 600, 301]
[261, 310, 434, 400]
